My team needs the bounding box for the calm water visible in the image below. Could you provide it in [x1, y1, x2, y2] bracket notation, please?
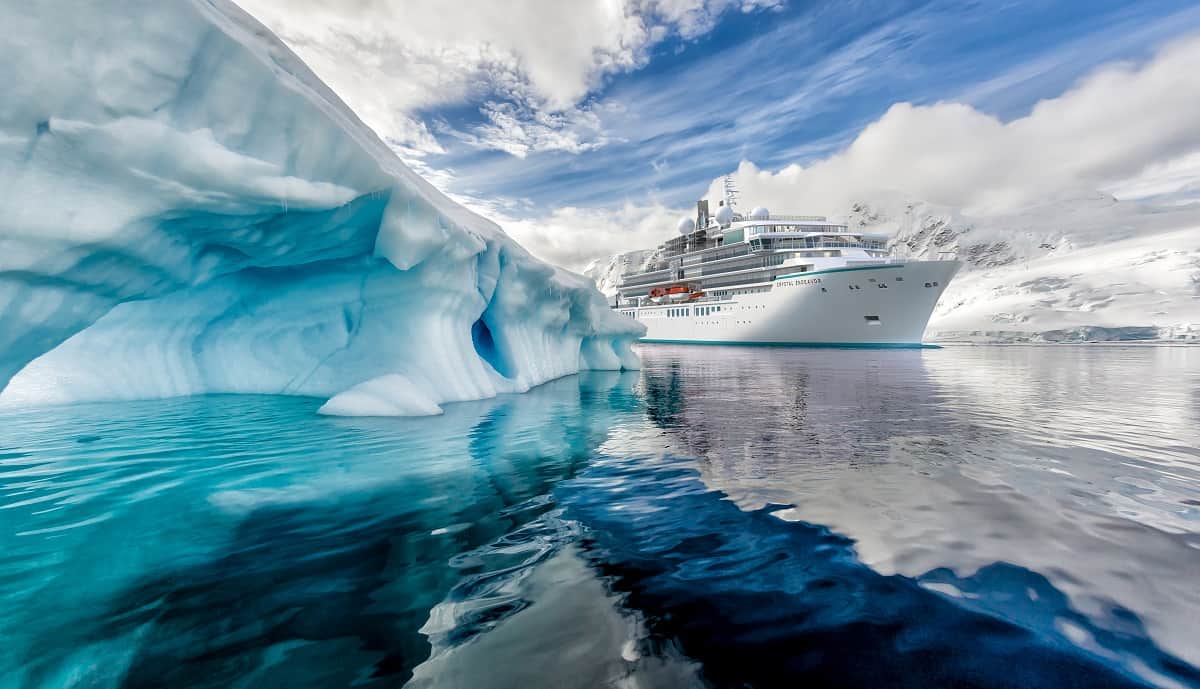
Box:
[1, 345, 1199, 689]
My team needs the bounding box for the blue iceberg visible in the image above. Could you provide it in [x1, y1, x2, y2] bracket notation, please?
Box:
[0, 0, 641, 415]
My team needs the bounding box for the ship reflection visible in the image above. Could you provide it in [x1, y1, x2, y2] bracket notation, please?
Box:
[626, 344, 1200, 686]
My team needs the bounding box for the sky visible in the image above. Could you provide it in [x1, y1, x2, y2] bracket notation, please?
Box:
[238, 0, 1200, 271]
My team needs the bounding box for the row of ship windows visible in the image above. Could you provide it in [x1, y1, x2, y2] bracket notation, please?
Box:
[621, 303, 756, 320]
[666, 305, 728, 318]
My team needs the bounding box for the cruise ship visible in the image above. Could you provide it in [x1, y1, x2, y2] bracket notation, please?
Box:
[613, 194, 960, 346]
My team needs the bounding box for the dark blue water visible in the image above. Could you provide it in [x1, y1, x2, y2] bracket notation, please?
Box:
[2, 346, 1198, 689]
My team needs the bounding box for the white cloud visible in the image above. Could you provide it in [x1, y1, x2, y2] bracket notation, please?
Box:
[702, 33, 1200, 216]
[237, 0, 782, 158]
[649, 0, 784, 39]
[483, 203, 685, 272]
[436, 100, 614, 159]
[514, 31, 1200, 273]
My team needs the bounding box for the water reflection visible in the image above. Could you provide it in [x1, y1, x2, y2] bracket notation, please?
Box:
[2, 373, 671, 689]
[562, 454, 1199, 689]
[1, 346, 1198, 688]
[629, 344, 1200, 684]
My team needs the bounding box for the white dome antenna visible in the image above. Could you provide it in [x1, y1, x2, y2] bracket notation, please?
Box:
[677, 217, 696, 234]
[750, 207, 769, 220]
[715, 205, 734, 225]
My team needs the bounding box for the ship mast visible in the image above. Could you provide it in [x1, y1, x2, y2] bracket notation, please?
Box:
[722, 175, 740, 210]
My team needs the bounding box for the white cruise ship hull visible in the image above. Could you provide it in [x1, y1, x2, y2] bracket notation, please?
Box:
[621, 261, 960, 346]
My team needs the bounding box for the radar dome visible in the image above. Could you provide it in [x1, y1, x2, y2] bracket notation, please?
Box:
[715, 205, 734, 225]
[677, 217, 696, 234]
[750, 207, 770, 220]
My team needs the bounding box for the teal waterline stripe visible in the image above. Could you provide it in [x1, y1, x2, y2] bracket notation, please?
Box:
[774, 264, 904, 280]
[638, 339, 940, 349]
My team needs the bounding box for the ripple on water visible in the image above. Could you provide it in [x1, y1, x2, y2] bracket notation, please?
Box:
[0, 349, 1198, 689]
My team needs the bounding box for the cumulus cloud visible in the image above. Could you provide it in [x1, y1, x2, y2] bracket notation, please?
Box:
[467, 31, 1200, 273]
[238, 0, 781, 158]
[702, 34, 1200, 216]
[484, 203, 684, 272]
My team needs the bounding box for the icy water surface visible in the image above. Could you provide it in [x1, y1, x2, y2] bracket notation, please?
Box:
[2, 345, 1199, 689]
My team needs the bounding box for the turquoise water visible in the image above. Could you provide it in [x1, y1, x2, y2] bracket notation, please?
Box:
[1, 345, 1198, 688]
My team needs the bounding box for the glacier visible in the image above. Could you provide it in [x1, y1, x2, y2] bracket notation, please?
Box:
[0, 0, 641, 415]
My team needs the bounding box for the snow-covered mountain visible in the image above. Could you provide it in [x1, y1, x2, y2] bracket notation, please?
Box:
[583, 249, 659, 297]
[848, 193, 1200, 342]
[0, 0, 641, 415]
[586, 193, 1200, 343]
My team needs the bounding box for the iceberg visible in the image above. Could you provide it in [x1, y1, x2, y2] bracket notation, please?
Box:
[0, 0, 642, 415]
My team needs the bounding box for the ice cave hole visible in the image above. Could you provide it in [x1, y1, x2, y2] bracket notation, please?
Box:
[471, 317, 513, 379]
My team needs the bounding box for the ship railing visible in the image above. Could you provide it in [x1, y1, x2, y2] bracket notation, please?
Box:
[760, 214, 828, 222]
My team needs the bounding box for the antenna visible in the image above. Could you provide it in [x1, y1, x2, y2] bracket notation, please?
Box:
[722, 175, 739, 210]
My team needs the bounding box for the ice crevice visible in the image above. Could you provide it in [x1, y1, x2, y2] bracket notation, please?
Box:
[0, 0, 642, 416]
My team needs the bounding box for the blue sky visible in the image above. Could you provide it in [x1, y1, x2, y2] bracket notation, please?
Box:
[415, 0, 1200, 212]
[245, 0, 1200, 268]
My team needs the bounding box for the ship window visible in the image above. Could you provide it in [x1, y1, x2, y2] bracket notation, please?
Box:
[869, 278, 877, 283]
[821, 287, 827, 293]
[924, 282, 932, 288]
[865, 315, 881, 323]
[895, 277, 904, 281]
[933, 281, 939, 286]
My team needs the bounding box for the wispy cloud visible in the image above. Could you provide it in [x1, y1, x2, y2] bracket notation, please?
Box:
[239, 0, 787, 160]
[240, 0, 1200, 271]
